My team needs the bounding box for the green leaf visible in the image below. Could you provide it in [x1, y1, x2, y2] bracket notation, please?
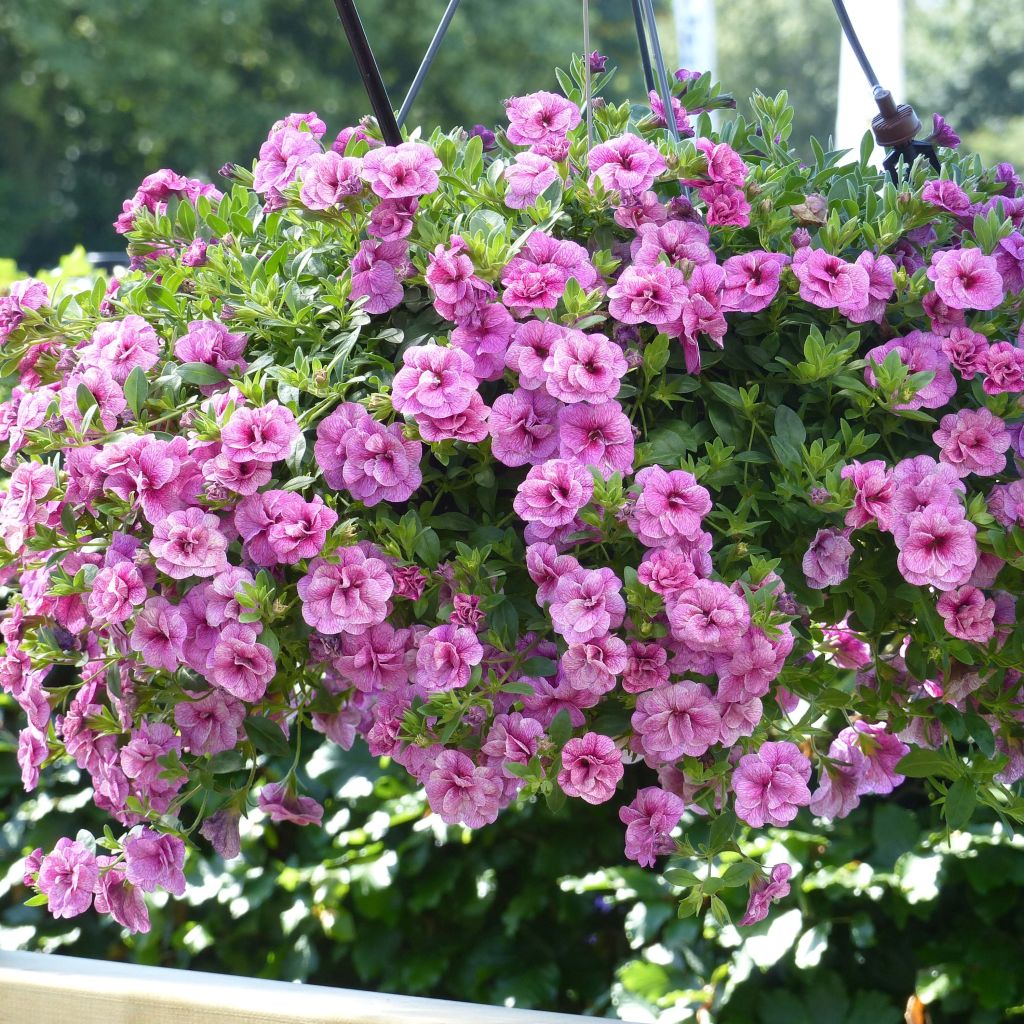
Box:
[175, 361, 228, 386]
[943, 777, 977, 830]
[520, 656, 558, 677]
[243, 715, 291, 758]
[413, 528, 441, 569]
[76, 382, 97, 416]
[548, 709, 573, 749]
[24, 893, 49, 907]
[773, 404, 806, 447]
[721, 860, 760, 887]
[124, 365, 150, 419]
[504, 760, 534, 779]
[664, 868, 701, 888]
[643, 332, 670, 376]
[896, 748, 958, 780]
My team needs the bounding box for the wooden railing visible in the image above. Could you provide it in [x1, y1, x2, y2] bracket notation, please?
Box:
[0, 950, 586, 1023]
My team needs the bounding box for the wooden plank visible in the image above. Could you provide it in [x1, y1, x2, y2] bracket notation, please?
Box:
[0, 951, 582, 1024]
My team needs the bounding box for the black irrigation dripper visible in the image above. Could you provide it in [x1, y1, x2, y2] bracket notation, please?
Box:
[830, 0, 938, 179]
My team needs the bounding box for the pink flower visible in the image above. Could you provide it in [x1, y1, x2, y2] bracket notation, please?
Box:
[220, 401, 299, 464]
[361, 142, 441, 199]
[549, 568, 625, 645]
[923, 291, 967, 336]
[150, 507, 229, 579]
[543, 330, 627, 404]
[840, 251, 897, 323]
[504, 152, 557, 209]
[526, 542, 582, 604]
[481, 713, 545, 775]
[18, 727, 47, 791]
[350, 238, 409, 314]
[842, 459, 896, 531]
[83, 315, 161, 383]
[210, 622, 276, 701]
[175, 690, 246, 754]
[936, 585, 996, 643]
[558, 732, 624, 804]
[252, 127, 320, 193]
[391, 344, 478, 419]
[994, 231, 1024, 293]
[896, 506, 977, 591]
[632, 682, 721, 761]
[489, 388, 560, 467]
[501, 262, 568, 311]
[649, 89, 692, 134]
[298, 549, 393, 634]
[450, 302, 515, 380]
[130, 597, 187, 671]
[934, 407, 1010, 477]
[629, 466, 711, 547]
[850, 721, 909, 795]
[619, 786, 685, 867]
[792, 247, 870, 310]
[313, 401, 372, 487]
[505, 319, 562, 389]
[425, 236, 492, 320]
[415, 624, 483, 691]
[425, 749, 502, 827]
[608, 264, 686, 326]
[621, 641, 670, 694]
[738, 864, 792, 926]
[258, 781, 324, 826]
[637, 548, 701, 597]
[60, 366, 126, 432]
[334, 621, 413, 692]
[889, 453, 964, 544]
[416, 392, 490, 443]
[699, 182, 751, 227]
[721, 251, 789, 313]
[513, 458, 593, 528]
[667, 580, 750, 654]
[921, 179, 971, 214]
[802, 528, 854, 589]
[732, 741, 811, 828]
[505, 91, 580, 148]
[561, 634, 628, 694]
[37, 838, 99, 918]
[88, 561, 146, 624]
[368, 196, 419, 240]
[927, 247, 1005, 310]
[342, 419, 423, 505]
[697, 138, 747, 187]
[124, 828, 186, 896]
[864, 331, 957, 410]
[299, 151, 364, 209]
[941, 326, 989, 379]
[632, 220, 714, 267]
[94, 861, 150, 934]
[981, 342, 1024, 395]
[558, 401, 634, 478]
[174, 320, 247, 376]
[588, 134, 666, 195]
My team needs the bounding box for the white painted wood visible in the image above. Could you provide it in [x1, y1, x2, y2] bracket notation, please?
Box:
[0, 950, 585, 1024]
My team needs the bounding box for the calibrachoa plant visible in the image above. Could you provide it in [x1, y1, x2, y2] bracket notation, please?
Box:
[2, 56, 1023, 935]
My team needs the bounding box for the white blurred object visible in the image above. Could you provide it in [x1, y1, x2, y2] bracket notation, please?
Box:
[835, 0, 905, 160]
[672, 0, 716, 78]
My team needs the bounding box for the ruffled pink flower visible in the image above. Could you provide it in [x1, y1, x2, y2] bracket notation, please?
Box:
[504, 152, 557, 209]
[934, 407, 1010, 477]
[334, 622, 413, 692]
[649, 89, 692, 135]
[896, 506, 977, 591]
[368, 196, 419, 240]
[621, 641, 671, 694]
[842, 459, 896, 531]
[543, 330, 627, 404]
[632, 219, 713, 267]
[391, 344, 478, 419]
[481, 713, 545, 775]
[94, 860, 150, 934]
[629, 466, 711, 548]
[60, 366, 126, 432]
[501, 262, 568, 312]
[561, 634, 628, 695]
[415, 624, 483, 691]
[175, 690, 246, 755]
[450, 302, 515, 380]
[37, 838, 99, 918]
[220, 401, 299, 464]
[802, 528, 854, 589]
[150, 507, 228, 579]
[865, 331, 957, 411]
[732, 741, 811, 828]
[130, 597, 186, 671]
[297, 549, 393, 634]
[526, 542, 583, 605]
[88, 561, 146, 624]
[505, 319, 562, 389]
[18, 727, 47, 791]
[994, 231, 1024, 293]
[210, 622, 276, 701]
[840, 251, 896, 323]
[425, 749, 502, 827]
[123, 829, 186, 896]
[699, 182, 751, 227]
[252, 127, 320, 193]
[235, 490, 336, 565]
[637, 548, 700, 597]
[425, 236, 492, 320]
[416, 392, 489, 443]
[490, 387, 560, 467]
[350, 238, 409, 314]
[921, 179, 971, 214]
[549, 567, 625, 645]
[258, 781, 324, 826]
[360, 142, 441, 199]
[558, 401, 634, 478]
[83, 315, 161, 383]
[342, 419, 423, 505]
[608, 264, 686, 326]
[981, 341, 1024, 395]
[667, 580, 750, 654]
[632, 682, 721, 761]
[927, 247, 1005, 310]
[936, 585, 996, 643]
[738, 864, 792, 926]
[505, 91, 580, 148]
[941, 326, 989, 379]
[313, 401, 372, 488]
[923, 291, 967, 336]
[619, 786, 685, 867]
[792, 247, 870, 310]
[588, 134, 666, 195]
[557, 732, 624, 804]
[721, 251, 789, 313]
[174, 320, 248, 376]
[850, 721, 909, 795]
[514, 458, 593, 528]
[504, 232, 598, 291]
[299, 151, 364, 209]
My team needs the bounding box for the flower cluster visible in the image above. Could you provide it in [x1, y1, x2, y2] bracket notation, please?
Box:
[2, 58, 1022, 935]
